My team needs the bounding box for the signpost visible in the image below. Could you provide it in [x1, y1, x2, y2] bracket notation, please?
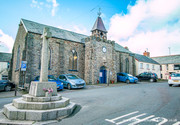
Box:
[21, 61, 27, 71]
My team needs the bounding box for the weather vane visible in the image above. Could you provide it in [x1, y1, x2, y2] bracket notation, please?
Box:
[98, 8, 101, 17]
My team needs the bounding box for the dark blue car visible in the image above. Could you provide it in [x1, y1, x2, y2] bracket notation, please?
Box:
[117, 72, 138, 83]
[34, 75, 63, 90]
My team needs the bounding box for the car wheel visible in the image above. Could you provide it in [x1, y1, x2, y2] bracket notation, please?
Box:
[126, 80, 130, 84]
[4, 86, 11, 91]
[169, 84, 173, 87]
[150, 79, 154, 82]
[67, 84, 71, 90]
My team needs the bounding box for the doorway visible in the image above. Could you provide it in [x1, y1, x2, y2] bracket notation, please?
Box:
[99, 66, 107, 83]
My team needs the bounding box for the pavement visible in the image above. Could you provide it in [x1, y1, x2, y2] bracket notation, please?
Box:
[0, 82, 129, 98]
[0, 80, 167, 98]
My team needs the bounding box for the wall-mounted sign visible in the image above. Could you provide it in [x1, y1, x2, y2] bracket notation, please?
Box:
[99, 72, 102, 77]
[21, 61, 27, 71]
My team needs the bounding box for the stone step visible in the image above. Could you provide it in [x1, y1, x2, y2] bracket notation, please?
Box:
[13, 97, 70, 110]
[3, 102, 76, 121]
[22, 94, 62, 102]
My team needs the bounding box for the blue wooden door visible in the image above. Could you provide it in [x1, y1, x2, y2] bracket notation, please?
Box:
[100, 66, 107, 83]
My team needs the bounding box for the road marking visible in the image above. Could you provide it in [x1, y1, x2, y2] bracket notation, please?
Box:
[105, 111, 180, 125]
[105, 111, 139, 123]
[128, 115, 155, 125]
[116, 113, 146, 125]
[150, 117, 168, 125]
[173, 122, 180, 125]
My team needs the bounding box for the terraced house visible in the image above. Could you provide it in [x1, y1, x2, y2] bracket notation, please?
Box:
[152, 55, 180, 79]
[10, 15, 136, 86]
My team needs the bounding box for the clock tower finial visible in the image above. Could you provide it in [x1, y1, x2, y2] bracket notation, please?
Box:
[91, 8, 107, 40]
[98, 8, 101, 17]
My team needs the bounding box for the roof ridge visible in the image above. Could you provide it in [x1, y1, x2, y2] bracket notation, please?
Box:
[21, 18, 88, 37]
[152, 54, 180, 58]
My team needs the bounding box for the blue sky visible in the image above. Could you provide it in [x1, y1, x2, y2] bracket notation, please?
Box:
[0, 0, 180, 57]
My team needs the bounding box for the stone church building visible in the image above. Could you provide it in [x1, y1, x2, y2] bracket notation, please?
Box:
[11, 15, 136, 85]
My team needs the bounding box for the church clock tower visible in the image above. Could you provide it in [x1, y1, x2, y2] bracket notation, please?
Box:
[91, 9, 107, 40]
[84, 9, 116, 84]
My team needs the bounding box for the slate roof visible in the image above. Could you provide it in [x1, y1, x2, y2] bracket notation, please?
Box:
[21, 19, 88, 43]
[21, 19, 133, 54]
[135, 54, 159, 64]
[91, 16, 107, 33]
[0, 52, 12, 62]
[152, 55, 180, 64]
[114, 43, 132, 54]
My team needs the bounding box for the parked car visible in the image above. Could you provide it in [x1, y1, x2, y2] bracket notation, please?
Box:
[57, 74, 86, 89]
[0, 80, 15, 91]
[168, 73, 180, 87]
[34, 75, 63, 90]
[117, 72, 138, 84]
[136, 72, 158, 82]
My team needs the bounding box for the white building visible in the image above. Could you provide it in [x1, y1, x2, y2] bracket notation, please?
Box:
[135, 52, 160, 78]
[0, 52, 12, 80]
[152, 55, 180, 79]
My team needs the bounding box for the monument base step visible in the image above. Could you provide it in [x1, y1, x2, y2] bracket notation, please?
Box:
[13, 97, 70, 110]
[3, 102, 76, 121]
[22, 94, 62, 102]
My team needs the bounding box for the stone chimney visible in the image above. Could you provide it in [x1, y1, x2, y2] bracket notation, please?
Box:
[143, 51, 150, 57]
[124, 46, 129, 50]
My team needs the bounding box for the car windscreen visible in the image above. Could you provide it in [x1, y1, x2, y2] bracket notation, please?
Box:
[66, 75, 79, 79]
[127, 74, 133, 77]
[48, 75, 57, 80]
[171, 73, 180, 77]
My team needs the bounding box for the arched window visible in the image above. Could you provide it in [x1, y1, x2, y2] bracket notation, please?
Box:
[39, 47, 52, 69]
[69, 50, 77, 71]
[16, 46, 20, 70]
[125, 58, 129, 73]
[48, 47, 52, 69]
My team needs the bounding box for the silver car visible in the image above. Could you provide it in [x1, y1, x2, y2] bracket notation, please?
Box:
[57, 74, 86, 89]
[168, 73, 180, 87]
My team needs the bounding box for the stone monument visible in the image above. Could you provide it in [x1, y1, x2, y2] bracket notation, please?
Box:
[2, 27, 76, 122]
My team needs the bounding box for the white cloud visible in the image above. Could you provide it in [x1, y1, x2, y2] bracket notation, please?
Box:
[30, 0, 59, 16]
[46, 0, 59, 16]
[30, 0, 43, 9]
[73, 25, 88, 35]
[0, 29, 14, 53]
[58, 25, 89, 35]
[119, 29, 180, 57]
[108, 0, 180, 56]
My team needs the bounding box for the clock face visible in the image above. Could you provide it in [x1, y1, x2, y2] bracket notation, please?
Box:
[102, 46, 107, 53]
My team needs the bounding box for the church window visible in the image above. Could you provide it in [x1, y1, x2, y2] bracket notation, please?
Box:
[48, 47, 52, 69]
[39, 47, 52, 69]
[125, 58, 129, 73]
[16, 45, 20, 70]
[69, 50, 78, 71]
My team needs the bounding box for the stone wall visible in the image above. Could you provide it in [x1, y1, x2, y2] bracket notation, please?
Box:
[12, 25, 85, 84]
[12, 23, 27, 85]
[84, 36, 116, 84]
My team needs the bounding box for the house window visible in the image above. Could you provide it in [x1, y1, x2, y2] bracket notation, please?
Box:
[146, 64, 149, 70]
[174, 64, 180, 70]
[16, 46, 20, 70]
[2, 75, 8, 80]
[7, 62, 10, 69]
[69, 50, 78, 71]
[166, 64, 168, 70]
[152, 65, 155, 70]
[125, 58, 129, 73]
[140, 63, 143, 69]
[160, 65, 162, 71]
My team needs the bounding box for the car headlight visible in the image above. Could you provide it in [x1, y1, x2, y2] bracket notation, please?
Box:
[70, 81, 76, 85]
